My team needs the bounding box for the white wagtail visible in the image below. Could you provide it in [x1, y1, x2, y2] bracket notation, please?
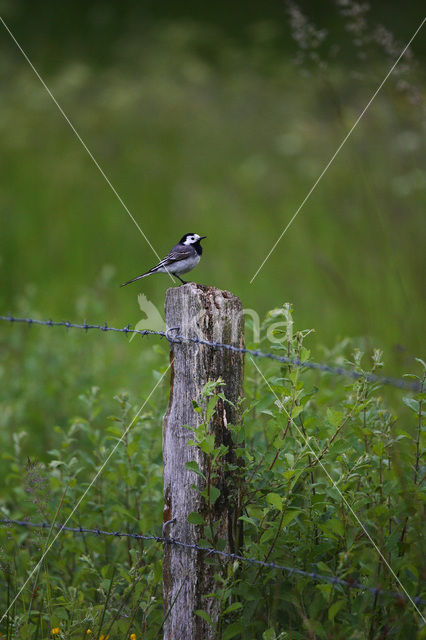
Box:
[120, 233, 207, 287]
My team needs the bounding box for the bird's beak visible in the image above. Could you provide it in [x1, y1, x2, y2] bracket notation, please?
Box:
[199, 236, 207, 240]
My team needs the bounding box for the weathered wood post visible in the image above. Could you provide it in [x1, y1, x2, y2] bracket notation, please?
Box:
[163, 283, 244, 640]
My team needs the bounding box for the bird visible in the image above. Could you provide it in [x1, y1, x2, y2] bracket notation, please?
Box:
[120, 233, 206, 287]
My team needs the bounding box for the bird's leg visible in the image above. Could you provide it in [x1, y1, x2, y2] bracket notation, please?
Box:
[175, 274, 188, 285]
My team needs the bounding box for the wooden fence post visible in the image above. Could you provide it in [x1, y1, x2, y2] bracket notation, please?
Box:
[162, 283, 244, 640]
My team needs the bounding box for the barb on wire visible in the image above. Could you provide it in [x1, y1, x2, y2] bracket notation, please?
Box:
[0, 314, 421, 392]
[0, 314, 165, 338]
[0, 518, 424, 606]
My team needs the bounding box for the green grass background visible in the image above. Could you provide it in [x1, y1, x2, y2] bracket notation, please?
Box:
[0, 5, 424, 451]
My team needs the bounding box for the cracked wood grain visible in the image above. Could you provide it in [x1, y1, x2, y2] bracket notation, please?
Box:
[162, 283, 244, 640]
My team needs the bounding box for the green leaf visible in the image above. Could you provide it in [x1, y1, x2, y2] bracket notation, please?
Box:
[372, 441, 384, 457]
[200, 485, 221, 504]
[403, 397, 420, 413]
[283, 469, 295, 480]
[300, 346, 311, 361]
[199, 434, 215, 454]
[238, 515, 258, 528]
[328, 599, 345, 622]
[284, 452, 294, 466]
[291, 405, 304, 419]
[209, 485, 221, 504]
[223, 601, 243, 614]
[48, 460, 65, 468]
[260, 527, 275, 544]
[185, 460, 206, 479]
[187, 512, 205, 525]
[316, 561, 332, 574]
[266, 492, 283, 511]
[127, 438, 139, 457]
[222, 622, 244, 640]
[194, 609, 213, 627]
[326, 408, 343, 427]
[281, 509, 301, 528]
[320, 518, 344, 538]
[201, 378, 225, 398]
[106, 426, 123, 436]
[206, 395, 220, 423]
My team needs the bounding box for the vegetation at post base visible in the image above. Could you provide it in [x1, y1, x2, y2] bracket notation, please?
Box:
[0, 301, 424, 639]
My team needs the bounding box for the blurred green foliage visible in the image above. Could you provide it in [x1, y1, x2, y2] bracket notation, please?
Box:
[0, 8, 425, 369]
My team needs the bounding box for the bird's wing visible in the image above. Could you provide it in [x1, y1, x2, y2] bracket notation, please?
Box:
[153, 245, 193, 270]
[120, 245, 192, 286]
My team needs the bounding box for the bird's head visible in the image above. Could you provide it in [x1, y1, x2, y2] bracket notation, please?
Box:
[179, 233, 207, 246]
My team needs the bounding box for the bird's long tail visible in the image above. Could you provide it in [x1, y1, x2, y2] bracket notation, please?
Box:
[120, 271, 153, 287]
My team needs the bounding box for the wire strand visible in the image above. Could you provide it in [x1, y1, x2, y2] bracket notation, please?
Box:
[1, 518, 423, 606]
[0, 314, 421, 392]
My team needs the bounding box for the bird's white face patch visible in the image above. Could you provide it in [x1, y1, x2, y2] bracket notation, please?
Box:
[183, 234, 201, 245]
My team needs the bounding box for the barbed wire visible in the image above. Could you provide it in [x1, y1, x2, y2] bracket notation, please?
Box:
[0, 314, 422, 392]
[1, 518, 424, 606]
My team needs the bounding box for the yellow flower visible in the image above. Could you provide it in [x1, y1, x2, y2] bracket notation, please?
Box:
[130, 634, 136, 640]
[51, 629, 60, 636]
